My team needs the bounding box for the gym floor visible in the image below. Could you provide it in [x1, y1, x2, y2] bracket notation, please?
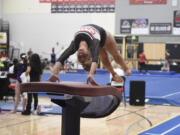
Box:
[1, 97, 180, 135]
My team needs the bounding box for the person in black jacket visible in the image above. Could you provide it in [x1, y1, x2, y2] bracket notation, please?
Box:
[22, 53, 43, 115]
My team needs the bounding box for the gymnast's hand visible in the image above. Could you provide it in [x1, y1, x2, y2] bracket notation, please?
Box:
[48, 74, 60, 82]
[86, 74, 98, 86]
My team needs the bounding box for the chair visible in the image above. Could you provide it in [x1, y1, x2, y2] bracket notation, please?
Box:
[109, 69, 126, 107]
[2, 73, 16, 101]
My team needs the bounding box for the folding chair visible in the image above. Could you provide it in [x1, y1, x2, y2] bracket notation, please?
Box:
[109, 69, 126, 107]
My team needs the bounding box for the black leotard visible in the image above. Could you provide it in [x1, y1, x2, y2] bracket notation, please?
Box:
[57, 24, 106, 64]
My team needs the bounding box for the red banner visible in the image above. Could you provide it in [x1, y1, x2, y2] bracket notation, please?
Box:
[40, 0, 114, 3]
[130, 0, 167, 5]
[40, 0, 51, 3]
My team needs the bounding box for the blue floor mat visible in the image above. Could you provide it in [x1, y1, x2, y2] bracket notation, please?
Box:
[0, 102, 62, 115]
[138, 115, 180, 135]
[124, 74, 180, 106]
[41, 71, 180, 106]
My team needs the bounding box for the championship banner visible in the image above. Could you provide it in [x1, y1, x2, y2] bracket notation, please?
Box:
[120, 18, 148, 35]
[131, 18, 149, 35]
[150, 23, 172, 34]
[130, 0, 167, 4]
[51, 0, 115, 13]
[174, 10, 180, 27]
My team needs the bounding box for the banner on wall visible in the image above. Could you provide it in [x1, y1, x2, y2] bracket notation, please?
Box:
[173, 10, 180, 35]
[0, 32, 7, 44]
[120, 19, 149, 35]
[174, 10, 180, 27]
[120, 19, 132, 34]
[40, 0, 115, 13]
[130, 0, 167, 4]
[131, 18, 149, 34]
[40, 0, 51, 3]
[51, 1, 115, 13]
[150, 23, 172, 34]
[40, 0, 115, 3]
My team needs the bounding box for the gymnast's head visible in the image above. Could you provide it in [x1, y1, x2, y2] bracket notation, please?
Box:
[77, 41, 92, 72]
[77, 41, 91, 63]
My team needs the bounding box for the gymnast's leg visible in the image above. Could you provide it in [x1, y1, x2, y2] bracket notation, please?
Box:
[12, 80, 21, 113]
[103, 32, 130, 75]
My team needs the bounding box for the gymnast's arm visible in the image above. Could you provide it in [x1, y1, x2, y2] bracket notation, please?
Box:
[51, 41, 77, 76]
[86, 40, 101, 84]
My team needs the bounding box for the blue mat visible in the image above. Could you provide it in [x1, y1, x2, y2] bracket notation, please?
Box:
[0, 102, 62, 114]
[138, 115, 180, 135]
[124, 74, 180, 106]
[42, 72, 110, 85]
[41, 70, 180, 106]
[4, 70, 179, 114]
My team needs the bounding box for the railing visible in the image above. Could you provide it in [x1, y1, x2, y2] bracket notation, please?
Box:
[125, 58, 180, 70]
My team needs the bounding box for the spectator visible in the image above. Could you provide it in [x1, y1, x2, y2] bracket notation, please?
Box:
[127, 46, 134, 58]
[27, 48, 33, 60]
[161, 50, 170, 72]
[139, 50, 148, 74]
[11, 53, 28, 113]
[50, 47, 56, 67]
[22, 53, 43, 115]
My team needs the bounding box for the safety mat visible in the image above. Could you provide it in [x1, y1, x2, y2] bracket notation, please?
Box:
[138, 115, 180, 135]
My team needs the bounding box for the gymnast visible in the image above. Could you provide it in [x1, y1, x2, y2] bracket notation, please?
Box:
[49, 24, 131, 83]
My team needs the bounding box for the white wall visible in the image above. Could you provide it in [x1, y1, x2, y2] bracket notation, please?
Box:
[2, 0, 115, 60]
[0, 0, 2, 18]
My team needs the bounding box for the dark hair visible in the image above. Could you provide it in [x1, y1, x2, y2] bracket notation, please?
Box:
[82, 59, 92, 72]
[20, 53, 27, 59]
[29, 53, 42, 74]
[13, 58, 18, 65]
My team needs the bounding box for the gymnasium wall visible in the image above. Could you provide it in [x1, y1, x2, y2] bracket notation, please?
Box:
[115, 0, 180, 43]
[2, 0, 115, 60]
[0, 0, 2, 19]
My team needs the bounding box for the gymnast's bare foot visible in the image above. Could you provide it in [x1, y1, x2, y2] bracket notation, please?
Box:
[112, 74, 124, 82]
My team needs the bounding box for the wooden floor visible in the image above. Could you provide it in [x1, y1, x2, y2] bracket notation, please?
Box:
[1, 97, 180, 135]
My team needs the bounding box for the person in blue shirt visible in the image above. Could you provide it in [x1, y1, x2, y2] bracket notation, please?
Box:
[51, 47, 56, 66]
[12, 53, 28, 113]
